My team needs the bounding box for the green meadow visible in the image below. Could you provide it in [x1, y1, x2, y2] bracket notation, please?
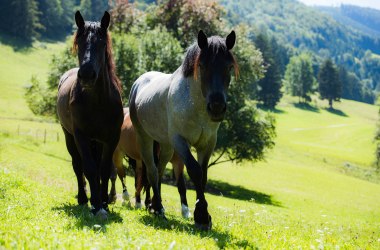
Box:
[0, 42, 379, 249]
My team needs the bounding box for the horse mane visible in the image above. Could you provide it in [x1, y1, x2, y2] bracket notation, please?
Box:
[72, 24, 122, 94]
[182, 36, 239, 80]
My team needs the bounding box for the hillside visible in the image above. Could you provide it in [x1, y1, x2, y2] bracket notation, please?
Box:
[1, 42, 380, 248]
[219, 0, 380, 92]
[317, 5, 380, 38]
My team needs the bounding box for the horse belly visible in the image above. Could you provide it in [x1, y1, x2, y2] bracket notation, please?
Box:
[136, 101, 169, 144]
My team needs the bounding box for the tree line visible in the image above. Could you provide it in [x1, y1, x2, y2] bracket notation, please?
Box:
[220, 0, 378, 105]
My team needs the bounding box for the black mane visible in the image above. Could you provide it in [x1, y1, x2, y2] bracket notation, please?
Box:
[182, 36, 230, 78]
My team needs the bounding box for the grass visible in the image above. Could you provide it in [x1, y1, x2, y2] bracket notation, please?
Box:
[0, 41, 380, 249]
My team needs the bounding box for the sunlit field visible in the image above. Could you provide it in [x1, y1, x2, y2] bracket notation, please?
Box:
[0, 41, 379, 249]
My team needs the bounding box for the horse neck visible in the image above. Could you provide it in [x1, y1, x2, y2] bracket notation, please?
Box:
[94, 63, 113, 101]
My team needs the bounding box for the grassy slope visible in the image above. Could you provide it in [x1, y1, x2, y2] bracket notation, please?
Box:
[0, 42, 379, 249]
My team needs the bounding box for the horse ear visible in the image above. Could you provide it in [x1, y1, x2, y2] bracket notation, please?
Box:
[198, 30, 208, 50]
[101, 11, 110, 30]
[226, 30, 236, 50]
[75, 11, 85, 29]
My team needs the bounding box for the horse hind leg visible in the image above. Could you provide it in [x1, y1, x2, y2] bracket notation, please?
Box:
[118, 162, 129, 202]
[173, 160, 190, 218]
[139, 136, 164, 216]
[134, 160, 144, 208]
[62, 128, 88, 205]
[108, 149, 123, 204]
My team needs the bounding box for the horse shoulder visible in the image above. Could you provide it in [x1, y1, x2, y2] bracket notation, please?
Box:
[57, 69, 80, 134]
[167, 75, 219, 148]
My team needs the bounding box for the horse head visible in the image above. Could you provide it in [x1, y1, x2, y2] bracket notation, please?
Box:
[196, 30, 237, 122]
[74, 11, 110, 88]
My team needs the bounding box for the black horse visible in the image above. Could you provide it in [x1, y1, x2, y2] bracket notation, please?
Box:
[57, 11, 123, 219]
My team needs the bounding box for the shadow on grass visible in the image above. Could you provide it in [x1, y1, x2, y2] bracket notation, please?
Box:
[205, 179, 281, 207]
[293, 102, 320, 113]
[52, 203, 123, 231]
[138, 214, 256, 249]
[124, 168, 282, 207]
[325, 107, 348, 117]
[257, 104, 286, 114]
[0, 33, 33, 52]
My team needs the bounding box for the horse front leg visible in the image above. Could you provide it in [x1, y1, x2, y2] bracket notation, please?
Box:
[99, 142, 118, 212]
[74, 129, 103, 217]
[197, 136, 216, 192]
[172, 135, 211, 230]
[63, 128, 88, 205]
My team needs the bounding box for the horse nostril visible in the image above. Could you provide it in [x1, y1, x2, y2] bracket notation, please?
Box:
[209, 102, 226, 114]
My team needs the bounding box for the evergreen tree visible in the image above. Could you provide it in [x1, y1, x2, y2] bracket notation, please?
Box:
[283, 54, 315, 103]
[80, 0, 108, 21]
[255, 33, 283, 109]
[0, 0, 42, 43]
[270, 37, 289, 77]
[318, 59, 341, 109]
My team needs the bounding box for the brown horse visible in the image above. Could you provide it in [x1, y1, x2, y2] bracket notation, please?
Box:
[109, 108, 191, 218]
[57, 11, 123, 219]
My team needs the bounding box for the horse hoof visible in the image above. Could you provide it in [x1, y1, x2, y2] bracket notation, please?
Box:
[181, 204, 191, 219]
[155, 208, 167, 220]
[122, 191, 130, 201]
[150, 207, 166, 219]
[91, 207, 108, 220]
[95, 208, 108, 220]
[195, 220, 212, 231]
[135, 202, 142, 209]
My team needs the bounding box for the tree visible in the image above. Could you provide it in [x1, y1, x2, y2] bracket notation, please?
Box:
[35, 0, 75, 39]
[146, 0, 224, 48]
[0, 0, 42, 44]
[318, 59, 341, 108]
[79, 0, 109, 21]
[283, 53, 315, 103]
[211, 25, 276, 166]
[254, 33, 283, 109]
[112, 26, 183, 102]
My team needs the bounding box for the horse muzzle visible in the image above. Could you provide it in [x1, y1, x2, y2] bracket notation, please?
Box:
[207, 101, 226, 122]
[78, 64, 98, 87]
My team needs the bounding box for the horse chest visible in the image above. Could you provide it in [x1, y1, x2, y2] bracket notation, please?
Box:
[71, 93, 122, 140]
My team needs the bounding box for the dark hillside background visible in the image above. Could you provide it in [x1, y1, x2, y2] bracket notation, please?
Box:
[0, 0, 379, 103]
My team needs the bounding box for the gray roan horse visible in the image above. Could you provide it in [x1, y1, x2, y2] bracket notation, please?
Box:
[57, 11, 123, 219]
[129, 30, 237, 230]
